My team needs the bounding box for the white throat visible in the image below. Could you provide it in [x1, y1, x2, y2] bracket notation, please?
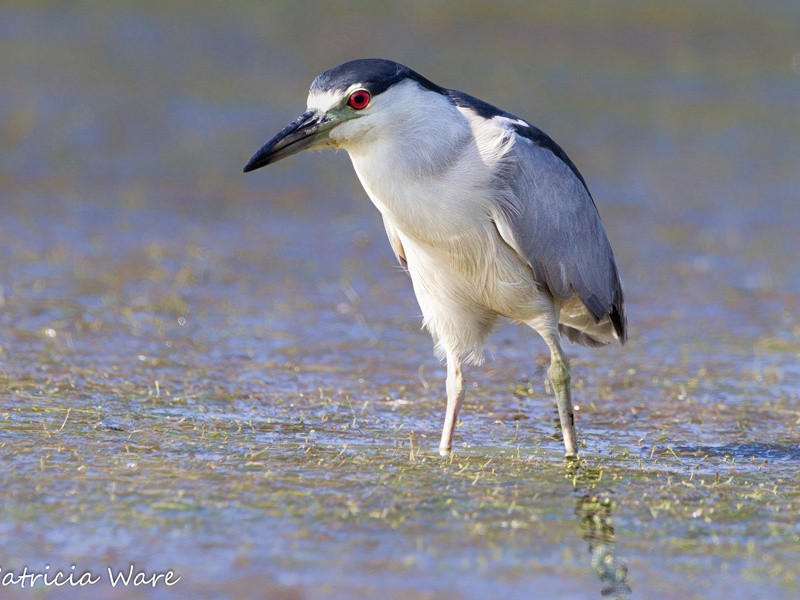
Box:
[338, 82, 512, 247]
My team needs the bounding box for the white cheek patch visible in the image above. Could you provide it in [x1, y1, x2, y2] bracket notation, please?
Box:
[328, 119, 359, 145]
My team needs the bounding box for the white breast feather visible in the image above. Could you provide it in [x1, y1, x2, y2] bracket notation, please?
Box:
[343, 86, 552, 363]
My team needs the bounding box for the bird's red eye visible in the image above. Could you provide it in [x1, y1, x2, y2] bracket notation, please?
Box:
[347, 90, 371, 110]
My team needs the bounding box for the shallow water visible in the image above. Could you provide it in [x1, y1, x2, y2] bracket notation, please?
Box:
[1, 1, 799, 599]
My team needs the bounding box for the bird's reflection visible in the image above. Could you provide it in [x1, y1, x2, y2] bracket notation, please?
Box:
[570, 462, 632, 599]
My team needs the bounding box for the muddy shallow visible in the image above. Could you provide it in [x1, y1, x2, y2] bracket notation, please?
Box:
[1, 2, 799, 599]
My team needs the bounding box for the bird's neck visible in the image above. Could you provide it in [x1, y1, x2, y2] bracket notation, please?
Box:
[349, 136, 463, 221]
[341, 88, 511, 249]
[348, 143, 501, 256]
[346, 104, 475, 218]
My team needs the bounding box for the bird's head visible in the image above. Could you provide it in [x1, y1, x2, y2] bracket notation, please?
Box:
[243, 59, 446, 173]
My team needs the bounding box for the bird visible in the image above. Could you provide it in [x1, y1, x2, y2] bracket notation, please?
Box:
[244, 59, 626, 458]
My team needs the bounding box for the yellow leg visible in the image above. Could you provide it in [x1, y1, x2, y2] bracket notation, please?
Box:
[547, 343, 578, 458]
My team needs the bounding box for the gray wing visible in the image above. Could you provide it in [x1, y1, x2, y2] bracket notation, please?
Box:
[382, 215, 408, 270]
[492, 135, 626, 340]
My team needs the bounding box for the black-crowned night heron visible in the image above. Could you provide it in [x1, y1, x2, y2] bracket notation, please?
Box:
[244, 59, 626, 458]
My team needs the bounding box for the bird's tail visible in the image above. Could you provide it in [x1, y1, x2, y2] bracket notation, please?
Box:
[558, 294, 626, 347]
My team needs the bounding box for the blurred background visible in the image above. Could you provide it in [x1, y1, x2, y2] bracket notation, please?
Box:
[3, 1, 799, 341]
[1, 1, 799, 599]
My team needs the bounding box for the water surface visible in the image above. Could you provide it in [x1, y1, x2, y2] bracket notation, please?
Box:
[1, 2, 799, 598]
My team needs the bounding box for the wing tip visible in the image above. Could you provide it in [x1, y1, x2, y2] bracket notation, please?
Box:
[610, 296, 627, 344]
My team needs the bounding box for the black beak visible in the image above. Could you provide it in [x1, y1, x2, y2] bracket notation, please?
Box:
[243, 110, 332, 173]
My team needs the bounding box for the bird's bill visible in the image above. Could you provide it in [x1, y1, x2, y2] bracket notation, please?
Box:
[243, 110, 334, 172]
